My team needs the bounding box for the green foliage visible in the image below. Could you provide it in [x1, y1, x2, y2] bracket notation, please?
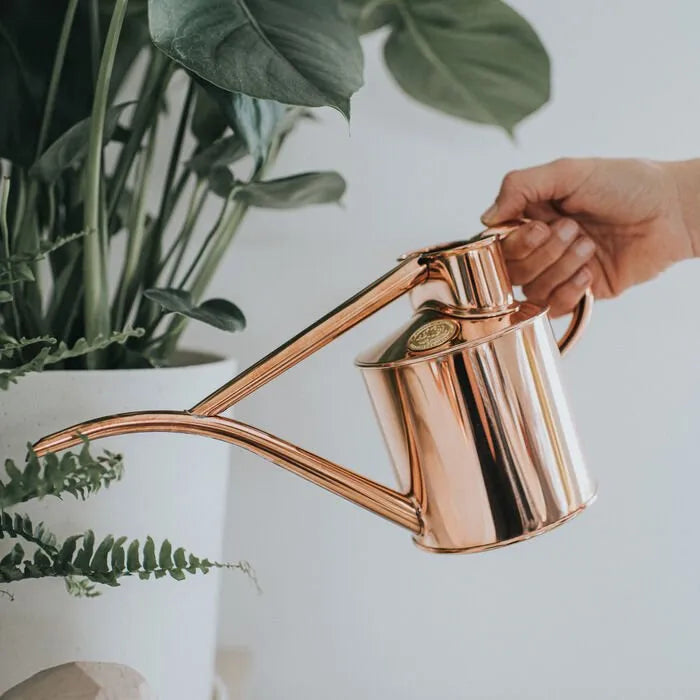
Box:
[148, 0, 364, 118]
[0, 329, 145, 390]
[30, 103, 133, 183]
[0, 441, 124, 509]
[0, 0, 550, 380]
[381, 0, 550, 133]
[0, 444, 258, 597]
[0, 514, 253, 591]
[144, 288, 246, 332]
[234, 172, 347, 209]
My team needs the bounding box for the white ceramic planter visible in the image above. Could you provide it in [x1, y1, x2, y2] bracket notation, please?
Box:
[0, 353, 237, 699]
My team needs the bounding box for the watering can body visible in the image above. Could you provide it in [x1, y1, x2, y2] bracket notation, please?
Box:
[34, 226, 596, 554]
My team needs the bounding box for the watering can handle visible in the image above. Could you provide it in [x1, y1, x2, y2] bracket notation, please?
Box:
[556, 288, 593, 356]
[486, 219, 593, 357]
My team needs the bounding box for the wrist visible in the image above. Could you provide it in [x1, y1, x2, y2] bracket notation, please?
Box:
[666, 159, 700, 258]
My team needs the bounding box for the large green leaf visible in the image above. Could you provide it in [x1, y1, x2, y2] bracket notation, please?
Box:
[144, 288, 246, 332]
[382, 0, 550, 132]
[29, 103, 133, 183]
[341, 0, 398, 34]
[148, 0, 364, 117]
[235, 172, 346, 209]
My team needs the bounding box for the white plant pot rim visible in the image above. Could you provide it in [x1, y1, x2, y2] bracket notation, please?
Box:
[36, 349, 234, 377]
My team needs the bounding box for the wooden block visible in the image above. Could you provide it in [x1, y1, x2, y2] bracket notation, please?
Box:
[1, 662, 154, 699]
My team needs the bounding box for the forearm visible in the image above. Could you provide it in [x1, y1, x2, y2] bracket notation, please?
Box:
[666, 159, 700, 257]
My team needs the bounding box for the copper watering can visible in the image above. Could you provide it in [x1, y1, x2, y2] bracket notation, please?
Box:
[34, 222, 596, 554]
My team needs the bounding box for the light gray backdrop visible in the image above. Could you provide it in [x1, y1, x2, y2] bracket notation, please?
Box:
[180, 1, 700, 697]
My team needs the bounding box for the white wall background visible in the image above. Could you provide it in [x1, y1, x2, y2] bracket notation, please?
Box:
[182, 2, 700, 698]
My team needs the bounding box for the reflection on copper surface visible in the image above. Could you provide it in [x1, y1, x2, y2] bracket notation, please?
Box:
[34, 226, 595, 554]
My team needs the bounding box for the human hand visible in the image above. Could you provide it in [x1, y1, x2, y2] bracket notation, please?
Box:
[481, 158, 700, 316]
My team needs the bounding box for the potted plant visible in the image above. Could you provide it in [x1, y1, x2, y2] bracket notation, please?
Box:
[0, 0, 550, 696]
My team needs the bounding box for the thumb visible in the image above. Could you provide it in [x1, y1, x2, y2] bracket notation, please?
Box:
[481, 158, 589, 225]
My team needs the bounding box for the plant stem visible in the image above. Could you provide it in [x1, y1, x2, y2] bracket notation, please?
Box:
[145, 78, 196, 287]
[178, 192, 238, 291]
[107, 50, 172, 223]
[1, 177, 22, 343]
[161, 178, 207, 286]
[9, 168, 26, 248]
[83, 0, 128, 364]
[88, 0, 101, 89]
[155, 199, 248, 359]
[113, 124, 158, 329]
[36, 0, 79, 159]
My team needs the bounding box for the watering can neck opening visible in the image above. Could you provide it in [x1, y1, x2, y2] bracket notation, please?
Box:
[409, 235, 518, 316]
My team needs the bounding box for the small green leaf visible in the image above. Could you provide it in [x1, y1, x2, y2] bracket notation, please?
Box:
[187, 135, 247, 177]
[158, 539, 173, 569]
[112, 537, 128, 573]
[91, 535, 115, 573]
[218, 93, 285, 165]
[127, 539, 141, 572]
[169, 568, 186, 581]
[173, 547, 187, 568]
[191, 84, 228, 145]
[235, 172, 346, 209]
[0, 291, 12, 303]
[144, 288, 246, 332]
[33, 550, 51, 569]
[56, 535, 82, 568]
[143, 536, 156, 571]
[73, 530, 95, 570]
[30, 103, 134, 183]
[208, 167, 236, 199]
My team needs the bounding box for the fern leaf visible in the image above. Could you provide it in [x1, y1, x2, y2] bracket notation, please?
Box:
[65, 576, 100, 598]
[0, 443, 124, 508]
[0, 336, 56, 360]
[158, 540, 173, 569]
[143, 537, 156, 571]
[0, 329, 144, 390]
[126, 539, 141, 572]
[0, 231, 86, 270]
[0, 522, 255, 595]
[90, 535, 115, 573]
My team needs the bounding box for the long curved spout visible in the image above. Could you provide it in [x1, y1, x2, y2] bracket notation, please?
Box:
[33, 412, 422, 534]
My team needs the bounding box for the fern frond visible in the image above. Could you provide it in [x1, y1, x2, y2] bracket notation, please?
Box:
[0, 328, 144, 389]
[0, 335, 56, 360]
[0, 442, 124, 508]
[0, 512, 58, 555]
[65, 576, 100, 598]
[0, 519, 254, 595]
[0, 232, 86, 272]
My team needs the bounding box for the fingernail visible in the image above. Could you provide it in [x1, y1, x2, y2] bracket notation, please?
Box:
[557, 219, 578, 243]
[526, 223, 549, 246]
[574, 268, 591, 286]
[480, 203, 499, 224]
[574, 238, 595, 258]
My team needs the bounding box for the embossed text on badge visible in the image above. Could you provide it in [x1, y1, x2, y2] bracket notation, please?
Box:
[407, 319, 459, 352]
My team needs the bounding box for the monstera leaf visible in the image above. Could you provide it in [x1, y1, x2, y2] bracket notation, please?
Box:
[342, 0, 550, 132]
[148, 0, 364, 118]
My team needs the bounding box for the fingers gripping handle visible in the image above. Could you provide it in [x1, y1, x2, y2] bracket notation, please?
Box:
[485, 219, 593, 356]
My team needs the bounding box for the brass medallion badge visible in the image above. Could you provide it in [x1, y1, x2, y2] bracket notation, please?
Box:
[407, 319, 459, 352]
